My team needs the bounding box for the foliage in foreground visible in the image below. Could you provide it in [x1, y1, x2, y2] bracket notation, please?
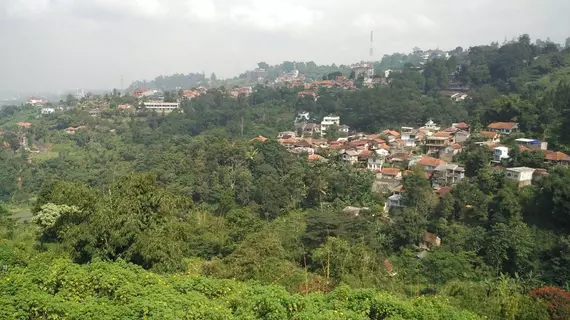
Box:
[0, 258, 481, 320]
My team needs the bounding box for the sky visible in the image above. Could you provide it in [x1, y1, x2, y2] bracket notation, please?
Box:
[0, 0, 569, 93]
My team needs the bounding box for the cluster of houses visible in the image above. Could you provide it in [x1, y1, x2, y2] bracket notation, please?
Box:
[252, 118, 570, 217]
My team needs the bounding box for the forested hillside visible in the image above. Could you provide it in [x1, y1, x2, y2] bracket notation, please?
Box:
[1, 34, 570, 319]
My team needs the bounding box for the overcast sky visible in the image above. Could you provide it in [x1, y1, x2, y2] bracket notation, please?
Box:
[1, 0, 569, 92]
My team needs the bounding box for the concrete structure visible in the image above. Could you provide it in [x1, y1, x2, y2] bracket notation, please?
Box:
[401, 127, 417, 147]
[505, 167, 535, 187]
[342, 150, 359, 165]
[493, 146, 510, 163]
[321, 116, 341, 132]
[41, 107, 55, 115]
[420, 119, 440, 132]
[143, 101, 180, 113]
[432, 164, 465, 187]
[367, 156, 385, 171]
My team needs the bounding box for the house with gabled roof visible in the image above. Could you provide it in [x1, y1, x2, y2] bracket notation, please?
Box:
[416, 156, 446, 172]
[342, 150, 359, 165]
[544, 151, 570, 166]
[487, 122, 519, 135]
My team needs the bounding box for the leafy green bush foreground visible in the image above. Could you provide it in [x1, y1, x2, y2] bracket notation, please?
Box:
[0, 258, 479, 320]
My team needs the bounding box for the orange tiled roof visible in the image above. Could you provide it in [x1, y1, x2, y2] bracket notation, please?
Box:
[480, 131, 499, 139]
[308, 154, 324, 162]
[382, 129, 400, 137]
[434, 131, 453, 137]
[455, 122, 469, 129]
[17, 122, 32, 128]
[381, 167, 400, 176]
[417, 156, 446, 167]
[487, 122, 518, 130]
[436, 186, 452, 198]
[545, 151, 570, 161]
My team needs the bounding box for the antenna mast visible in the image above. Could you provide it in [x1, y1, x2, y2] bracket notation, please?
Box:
[369, 30, 374, 58]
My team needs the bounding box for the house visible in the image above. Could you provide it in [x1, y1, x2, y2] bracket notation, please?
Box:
[250, 136, 268, 142]
[420, 232, 441, 250]
[454, 130, 471, 143]
[432, 164, 465, 187]
[143, 101, 180, 113]
[426, 131, 454, 154]
[117, 104, 132, 110]
[321, 116, 341, 133]
[384, 185, 406, 212]
[487, 122, 519, 135]
[132, 88, 155, 98]
[505, 167, 536, 187]
[41, 107, 55, 115]
[308, 154, 325, 162]
[401, 127, 418, 147]
[339, 125, 350, 135]
[480, 131, 501, 144]
[381, 129, 400, 138]
[420, 119, 440, 132]
[436, 186, 452, 198]
[493, 146, 510, 163]
[65, 126, 86, 135]
[450, 93, 469, 101]
[17, 122, 32, 129]
[278, 137, 297, 149]
[367, 156, 385, 171]
[514, 138, 547, 151]
[297, 123, 320, 136]
[453, 122, 470, 132]
[342, 150, 359, 165]
[277, 131, 296, 139]
[417, 156, 446, 172]
[544, 151, 570, 166]
[295, 112, 310, 123]
[380, 167, 402, 180]
[439, 143, 462, 162]
[26, 97, 45, 105]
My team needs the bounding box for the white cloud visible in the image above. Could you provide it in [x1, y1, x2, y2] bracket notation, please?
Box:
[5, 0, 50, 17]
[415, 14, 435, 28]
[186, 0, 217, 21]
[353, 13, 408, 32]
[229, 0, 324, 31]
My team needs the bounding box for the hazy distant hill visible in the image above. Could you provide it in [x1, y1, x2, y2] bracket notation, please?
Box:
[126, 73, 207, 92]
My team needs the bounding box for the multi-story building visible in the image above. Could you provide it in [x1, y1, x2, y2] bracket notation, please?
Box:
[401, 127, 418, 148]
[143, 101, 180, 113]
[432, 164, 465, 187]
[321, 116, 341, 132]
[493, 146, 510, 163]
[425, 132, 454, 154]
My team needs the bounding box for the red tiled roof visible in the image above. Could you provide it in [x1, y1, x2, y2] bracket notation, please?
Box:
[381, 167, 400, 176]
[382, 129, 400, 137]
[545, 151, 570, 161]
[418, 156, 446, 167]
[17, 122, 32, 128]
[451, 143, 462, 150]
[455, 122, 469, 129]
[480, 131, 499, 139]
[436, 186, 452, 198]
[434, 131, 453, 137]
[278, 138, 296, 144]
[359, 150, 373, 158]
[308, 154, 324, 162]
[487, 122, 518, 130]
[519, 145, 531, 152]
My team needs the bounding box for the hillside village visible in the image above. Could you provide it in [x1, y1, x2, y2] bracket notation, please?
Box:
[248, 113, 570, 217]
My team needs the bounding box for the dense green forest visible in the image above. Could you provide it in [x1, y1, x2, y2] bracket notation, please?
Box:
[1, 34, 570, 319]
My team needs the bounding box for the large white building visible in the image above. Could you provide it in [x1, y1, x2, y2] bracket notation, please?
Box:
[321, 116, 341, 132]
[505, 167, 535, 187]
[143, 101, 180, 113]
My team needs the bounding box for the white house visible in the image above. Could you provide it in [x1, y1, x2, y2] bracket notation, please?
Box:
[41, 107, 55, 115]
[295, 112, 310, 123]
[342, 150, 359, 165]
[505, 167, 535, 187]
[367, 156, 385, 171]
[487, 122, 519, 135]
[493, 146, 509, 163]
[420, 119, 440, 132]
[401, 127, 417, 147]
[321, 116, 341, 132]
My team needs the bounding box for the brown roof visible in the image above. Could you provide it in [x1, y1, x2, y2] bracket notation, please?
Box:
[349, 140, 368, 147]
[436, 186, 452, 198]
[278, 138, 296, 144]
[451, 143, 462, 150]
[455, 122, 470, 129]
[519, 145, 531, 152]
[480, 131, 499, 139]
[381, 167, 400, 176]
[545, 151, 570, 161]
[308, 154, 324, 162]
[359, 150, 373, 158]
[433, 131, 453, 137]
[250, 135, 268, 142]
[17, 122, 32, 128]
[382, 129, 400, 137]
[487, 122, 518, 130]
[417, 156, 446, 167]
